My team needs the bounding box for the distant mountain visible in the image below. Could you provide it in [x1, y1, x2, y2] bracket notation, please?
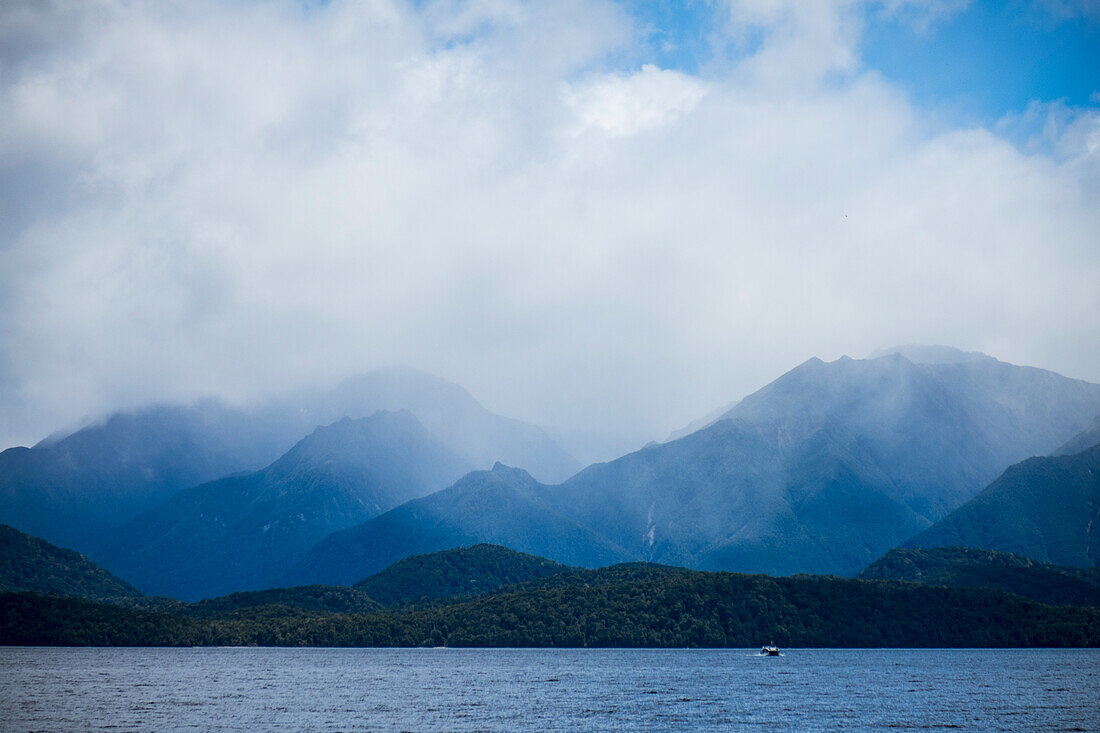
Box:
[858, 547, 1100, 607]
[905, 445, 1100, 568]
[548, 414, 928, 576]
[0, 400, 292, 553]
[354, 544, 571, 606]
[0, 524, 141, 600]
[286, 464, 632, 587]
[712, 352, 1100, 517]
[867, 344, 992, 364]
[664, 400, 740, 443]
[279, 368, 579, 483]
[1054, 415, 1100, 456]
[0, 368, 577, 557]
[295, 351, 1100, 580]
[97, 411, 472, 600]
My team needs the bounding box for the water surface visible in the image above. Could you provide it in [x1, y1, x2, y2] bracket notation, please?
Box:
[2, 647, 1097, 731]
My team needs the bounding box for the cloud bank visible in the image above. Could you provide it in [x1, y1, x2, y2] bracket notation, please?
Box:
[1, 0, 1098, 458]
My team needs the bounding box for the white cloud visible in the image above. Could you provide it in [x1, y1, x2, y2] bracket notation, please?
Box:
[0, 0, 1097, 458]
[876, 0, 972, 32]
[997, 99, 1100, 158]
[721, 1, 973, 81]
[565, 64, 708, 136]
[725, 0, 864, 81]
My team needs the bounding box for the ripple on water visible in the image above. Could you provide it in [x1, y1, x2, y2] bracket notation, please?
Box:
[0, 648, 1098, 732]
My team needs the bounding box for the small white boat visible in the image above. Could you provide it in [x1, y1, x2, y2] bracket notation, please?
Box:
[760, 644, 780, 656]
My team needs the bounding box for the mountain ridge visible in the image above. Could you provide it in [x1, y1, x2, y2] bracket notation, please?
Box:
[858, 546, 1100, 607]
[286, 464, 633, 587]
[905, 444, 1100, 567]
[0, 524, 142, 601]
[97, 411, 473, 600]
[290, 351, 1100, 583]
[0, 368, 578, 555]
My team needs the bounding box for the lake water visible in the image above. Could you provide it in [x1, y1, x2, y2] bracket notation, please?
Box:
[1, 647, 1097, 731]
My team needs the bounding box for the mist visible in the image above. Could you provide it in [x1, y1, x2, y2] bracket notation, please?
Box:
[1, 0, 1098, 455]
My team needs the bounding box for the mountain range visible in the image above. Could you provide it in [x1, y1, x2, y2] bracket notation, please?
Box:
[0, 400, 290, 554]
[95, 411, 473, 599]
[0, 368, 578, 556]
[289, 348, 1100, 585]
[287, 463, 631, 587]
[277, 368, 579, 483]
[3, 346, 1099, 600]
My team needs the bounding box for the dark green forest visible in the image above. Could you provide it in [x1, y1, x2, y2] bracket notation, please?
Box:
[859, 547, 1100, 607]
[4, 562, 1097, 648]
[354, 543, 571, 606]
[0, 524, 142, 600]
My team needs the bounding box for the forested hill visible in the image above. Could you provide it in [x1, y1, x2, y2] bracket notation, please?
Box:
[906, 445, 1100, 567]
[354, 544, 571, 606]
[292, 352, 1100, 585]
[859, 547, 1100, 607]
[0, 524, 142, 600]
[3, 563, 1098, 648]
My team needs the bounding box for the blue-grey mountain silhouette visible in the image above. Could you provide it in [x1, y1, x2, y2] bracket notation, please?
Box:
[905, 444, 1100, 568]
[97, 411, 472, 600]
[291, 350, 1100, 583]
[0, 368, 577, 556]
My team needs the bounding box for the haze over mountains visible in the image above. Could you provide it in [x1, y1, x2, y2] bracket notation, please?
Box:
[290, 348, 1100, 586]
[0, 368, 578, 556]
[97, 411, 473, 599]
[287, 463, 632, 587]
[2, 346, 1098, 600]
[0, 400, 290, 553]
[1054, 415, 1100, 457]
[279, 369, 579, 483]
[907, 444, 1100, 568]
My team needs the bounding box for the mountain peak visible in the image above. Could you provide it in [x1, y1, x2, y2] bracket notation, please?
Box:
[487, 462, 536, 484]
[297, 410, 426, 448]
[318, 368, 578, 483]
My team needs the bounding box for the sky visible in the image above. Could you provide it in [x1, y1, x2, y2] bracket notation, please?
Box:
[1, 0, 1098, 458]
